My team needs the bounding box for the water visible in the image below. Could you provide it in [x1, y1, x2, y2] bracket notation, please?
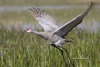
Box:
[2, 21, 100, 33]
[0, 5, 100, 32]
[22, 22, 100, 33]
[0, 5, 100, 12]
[77, 21, 100, 33]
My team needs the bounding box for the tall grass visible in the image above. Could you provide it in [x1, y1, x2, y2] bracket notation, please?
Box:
[0, 27, 100, 67]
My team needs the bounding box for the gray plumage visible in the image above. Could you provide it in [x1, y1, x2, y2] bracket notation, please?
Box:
[26, 2, 95, 67]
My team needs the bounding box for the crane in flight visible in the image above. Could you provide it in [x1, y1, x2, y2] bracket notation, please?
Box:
[26, 2, 95, 67]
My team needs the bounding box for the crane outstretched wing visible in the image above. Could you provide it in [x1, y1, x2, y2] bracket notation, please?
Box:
[54, 2, 95, 37]
[28, 7, 59, 32]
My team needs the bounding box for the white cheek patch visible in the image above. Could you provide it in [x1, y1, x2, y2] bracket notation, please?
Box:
[26, 29, 31, 32]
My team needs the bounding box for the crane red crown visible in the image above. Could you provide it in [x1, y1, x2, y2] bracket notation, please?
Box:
[26, 28, 31, 31]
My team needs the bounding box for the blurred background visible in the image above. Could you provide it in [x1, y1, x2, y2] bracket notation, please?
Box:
[0, 0, 100, 67]
[0, 0, 100, 32]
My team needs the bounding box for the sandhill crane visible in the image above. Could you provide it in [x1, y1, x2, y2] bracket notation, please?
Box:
[26, 2, 95, 67]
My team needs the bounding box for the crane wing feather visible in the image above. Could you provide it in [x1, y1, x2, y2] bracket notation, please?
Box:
[54, 2, 95, 37]
[28, 7, 59, 32]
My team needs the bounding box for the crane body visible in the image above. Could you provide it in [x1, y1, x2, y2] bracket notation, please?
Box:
[26, 2, 95, 67]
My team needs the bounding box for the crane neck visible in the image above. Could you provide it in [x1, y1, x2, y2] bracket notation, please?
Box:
[31, 30, 43, 36]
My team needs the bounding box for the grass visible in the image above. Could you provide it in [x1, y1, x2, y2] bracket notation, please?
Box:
[0, 7, 100, 25]
[0, 27, 100, 67]
[0, 0, 100, 6]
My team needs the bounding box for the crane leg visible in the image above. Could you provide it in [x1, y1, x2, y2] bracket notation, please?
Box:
[56, 47, 68, 66]
[51, 44, 74, 67]
[61, 47, 75, 67]
[51, 44, 68, 66]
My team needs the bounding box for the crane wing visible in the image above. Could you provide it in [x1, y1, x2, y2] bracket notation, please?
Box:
[28, 7, 59, 32]
[54, 2, 95, 37]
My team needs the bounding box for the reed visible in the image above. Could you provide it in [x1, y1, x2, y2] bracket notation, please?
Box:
[0, 26, 99, 67]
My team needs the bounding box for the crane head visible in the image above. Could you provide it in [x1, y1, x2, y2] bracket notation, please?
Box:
[26, 28, 31, 32]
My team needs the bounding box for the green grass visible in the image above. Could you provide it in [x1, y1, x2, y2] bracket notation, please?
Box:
[0, 27, 100, 67]
[0, 8, 100, 25]
[0, 0, 100, 6]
